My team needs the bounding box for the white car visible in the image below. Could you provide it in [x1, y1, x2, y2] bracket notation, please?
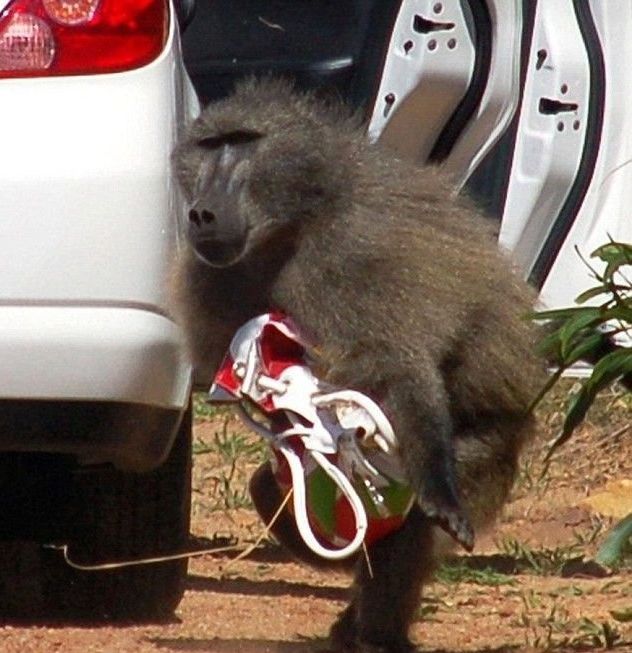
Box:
[0, 0, 197, 618]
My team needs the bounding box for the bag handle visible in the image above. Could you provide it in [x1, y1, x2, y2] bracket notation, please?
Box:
[278, 440, 368, 560]
[236, 405, 368, 560]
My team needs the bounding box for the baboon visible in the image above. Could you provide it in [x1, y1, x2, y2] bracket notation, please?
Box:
[171, 78, 544, 653]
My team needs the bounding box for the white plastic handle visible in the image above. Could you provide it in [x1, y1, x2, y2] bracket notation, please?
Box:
[235, 398, 370, 560]
[313, 390, 398, 453]
[278, 440, 368, 560]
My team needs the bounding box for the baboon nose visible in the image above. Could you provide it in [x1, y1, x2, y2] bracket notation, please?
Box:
[201, 209, 216, 223]
[189, 208, 216, 227]
[188, 209, 201, 226]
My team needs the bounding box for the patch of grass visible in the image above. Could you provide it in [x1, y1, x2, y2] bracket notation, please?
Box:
[192, 408, 269, 512]
[572, 517, 606, 549]
[610, 607, 632, 623]
[599, 580, 623, 595]
[530, 378, 631, 449]
[516, 591, 623, 650]
[435, 560, 516, 587]
[498, 537, 584, 576]
[515, 454, 552, 498]
[547, 585, 586, 598]
[517, 592, 568, 650]
[572, 617, 621, 650]
[415, 602, 440, 620]
[193, 391, 223, 421]
[201, 423, 268, 464]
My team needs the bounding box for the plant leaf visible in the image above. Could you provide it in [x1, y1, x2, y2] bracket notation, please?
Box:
[591, 241, 632, 283]
[530, 307, 590, 322]
[558, 309, 604, 359]
[581, 347, 632, 392]
[601, 305, 632, 323]
[564, 332, 605, 365]
[596, 512, 632, 566]
[591, 241, 632, 263]
[575, 285, 612, 304]
[546, 348, 632, 456]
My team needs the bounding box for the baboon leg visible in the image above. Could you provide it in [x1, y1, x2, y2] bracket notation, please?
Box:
[330, 506, 435, 653]
[249, 461, 353, 570]
[453, 414, 535, 530]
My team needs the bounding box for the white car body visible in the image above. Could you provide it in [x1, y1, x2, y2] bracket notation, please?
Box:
[368, 0, 632, 318]
[0, 3, 197, 470]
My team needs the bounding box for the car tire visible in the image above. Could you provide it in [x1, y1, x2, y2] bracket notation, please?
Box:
[43, 405, 193, 620]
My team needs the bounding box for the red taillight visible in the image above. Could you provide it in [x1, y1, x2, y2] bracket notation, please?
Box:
[0, 0, 168, 77]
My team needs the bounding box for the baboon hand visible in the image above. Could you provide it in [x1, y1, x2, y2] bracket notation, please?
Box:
[417, 475, 474, 552]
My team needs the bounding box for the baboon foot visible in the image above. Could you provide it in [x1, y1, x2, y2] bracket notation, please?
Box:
[329, 607, 416, 653]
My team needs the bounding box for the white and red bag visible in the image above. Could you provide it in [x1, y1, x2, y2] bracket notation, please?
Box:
[208, 313, 414, 560]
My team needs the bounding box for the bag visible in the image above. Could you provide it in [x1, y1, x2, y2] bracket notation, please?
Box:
[209, 313, 414, 560]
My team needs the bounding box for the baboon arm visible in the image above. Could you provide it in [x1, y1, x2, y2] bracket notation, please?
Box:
[381, 371, 474, 551]
[318, 347, 472, 548]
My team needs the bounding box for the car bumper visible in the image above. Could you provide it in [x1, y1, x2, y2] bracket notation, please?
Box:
[0, 304, 192, 471]
[0, 11, 200, 467]
[0, 305, 190, 408]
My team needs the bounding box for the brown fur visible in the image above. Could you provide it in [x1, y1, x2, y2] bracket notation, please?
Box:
[171, 78, 544, 652]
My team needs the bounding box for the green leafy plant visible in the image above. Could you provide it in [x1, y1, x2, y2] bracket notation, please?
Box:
[573, 617, 621, 650]
[517, 593, 622, 650]
[531, 240, 632, 453]
[532, 240, 632, 567]
[192, 403, 269, 512]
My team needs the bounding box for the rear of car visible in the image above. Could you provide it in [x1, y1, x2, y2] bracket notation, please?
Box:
[0, 0, 196, 618]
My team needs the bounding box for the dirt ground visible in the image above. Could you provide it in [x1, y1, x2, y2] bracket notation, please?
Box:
[0, 385, 630, 652]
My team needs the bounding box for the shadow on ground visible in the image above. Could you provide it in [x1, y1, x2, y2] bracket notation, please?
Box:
[186, 573, 348, 601]
[150, 636, 523, 653]
[151, 636, 325, 652]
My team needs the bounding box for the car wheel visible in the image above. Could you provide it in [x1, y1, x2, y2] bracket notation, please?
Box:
[43, 405, 193, 620]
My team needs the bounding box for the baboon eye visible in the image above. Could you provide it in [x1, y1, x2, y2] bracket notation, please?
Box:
[197, 130, 263, 150]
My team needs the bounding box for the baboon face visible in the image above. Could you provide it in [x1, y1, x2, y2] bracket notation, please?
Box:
[179, 129, 263, 267]
[174, 92, 349, 269]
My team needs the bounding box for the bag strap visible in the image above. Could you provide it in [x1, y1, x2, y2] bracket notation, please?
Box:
[237, 404, 369, 559]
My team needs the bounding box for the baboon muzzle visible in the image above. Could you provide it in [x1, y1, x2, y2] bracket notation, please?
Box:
[187, 192, 247, 267]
